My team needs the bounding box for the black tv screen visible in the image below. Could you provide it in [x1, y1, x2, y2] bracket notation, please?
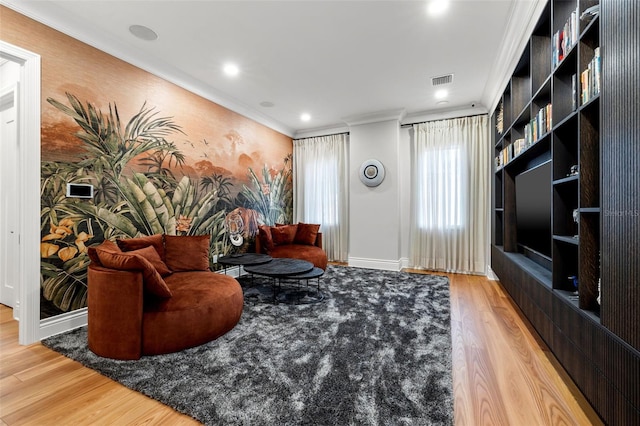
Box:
[515, 161, 552, 258]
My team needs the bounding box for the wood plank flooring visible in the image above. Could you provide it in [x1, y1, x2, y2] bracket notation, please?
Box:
[0, 271, 603, 425]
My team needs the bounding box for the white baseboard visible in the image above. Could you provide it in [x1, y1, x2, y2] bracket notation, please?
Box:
[217, 265, 243, 278]
[40, 308, 87, 340]
[347, 257, 402, 272]
[399, 257, 410, 270]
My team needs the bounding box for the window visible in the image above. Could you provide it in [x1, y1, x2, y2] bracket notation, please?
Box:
[302, 157, 339, 227]
[417, 145, 466, 230]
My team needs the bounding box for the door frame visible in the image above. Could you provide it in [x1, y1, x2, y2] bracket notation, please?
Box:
[0, 40, 41, 345]
[0, 81, 19, 310]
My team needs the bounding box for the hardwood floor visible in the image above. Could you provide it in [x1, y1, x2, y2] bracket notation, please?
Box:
[0, 272, 603, 425]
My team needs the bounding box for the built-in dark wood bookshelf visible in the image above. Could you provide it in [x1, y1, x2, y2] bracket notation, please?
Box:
[490, 1, 639, 424]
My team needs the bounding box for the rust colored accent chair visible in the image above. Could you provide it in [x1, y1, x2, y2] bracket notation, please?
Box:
[87, 234, 243, 360]
[256, 223, 328, 270]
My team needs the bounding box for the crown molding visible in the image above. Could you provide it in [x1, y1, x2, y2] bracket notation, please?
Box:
[402, 104, 488, 125]
[481, 0, 548, 114]
[293, 124, 350, 140]
[342, 108, 407, 127]
[1, 1, 296, 137]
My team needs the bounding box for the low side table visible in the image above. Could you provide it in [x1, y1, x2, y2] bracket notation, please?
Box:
[244, 258, 314, 303]
[287, 267, 325, 291]
[217, 253, 272, 274]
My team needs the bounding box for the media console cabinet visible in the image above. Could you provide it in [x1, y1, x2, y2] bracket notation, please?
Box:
[490, 1, 639, 424]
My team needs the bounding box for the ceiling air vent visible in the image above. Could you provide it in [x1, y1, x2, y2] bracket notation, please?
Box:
[431, 74, 454, 86]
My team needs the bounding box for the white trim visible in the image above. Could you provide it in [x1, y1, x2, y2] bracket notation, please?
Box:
[294, 124, 350, 140]
[0, 41, 41, 345]
[217, 266, 243, 279]
[402, 106, 488, 126]
[481, 0, 548, 113]
[40, 308, 87, 340]
[342, 109, 406, 127]
[399, 257, 410, 270]
[348, 256, 402, 272]
[1, 1, 294, 138]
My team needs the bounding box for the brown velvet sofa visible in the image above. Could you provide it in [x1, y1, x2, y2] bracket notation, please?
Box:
[256, 223, 328, 270]
[87, 234, 243, 360]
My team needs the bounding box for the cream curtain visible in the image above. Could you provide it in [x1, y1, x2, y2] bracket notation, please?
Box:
[293, 134, 349, 262]
[410, 115, 489, 274]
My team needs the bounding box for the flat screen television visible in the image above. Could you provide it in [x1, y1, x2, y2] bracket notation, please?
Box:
[515, 160, 552, 259]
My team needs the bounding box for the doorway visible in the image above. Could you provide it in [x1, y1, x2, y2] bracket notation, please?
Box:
[0, 61, 20, 312]
[1, 40, 41, 345]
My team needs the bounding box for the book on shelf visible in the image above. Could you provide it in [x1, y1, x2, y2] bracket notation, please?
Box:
[524, 103, 552, 146]
[572, 73, 578, 111]
[581, 47, 601, 105]
[496, 100, 504, 134]
[494, 103, 552, 169]
[552, 7, 579, 68]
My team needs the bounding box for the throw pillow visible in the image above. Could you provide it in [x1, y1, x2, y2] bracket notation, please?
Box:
[95, 249, 172, 298]
[127, 245, 172, 277]
[271, 224, 297, 246]
[117, 234, 165, 260]
[258, 225, 274, 254]
[87, 239, 121, 266]
[294, 223, 320, 246]
[164, 235, 210, 271]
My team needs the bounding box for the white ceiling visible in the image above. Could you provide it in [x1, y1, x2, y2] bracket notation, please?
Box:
[4, 0, 544, 137]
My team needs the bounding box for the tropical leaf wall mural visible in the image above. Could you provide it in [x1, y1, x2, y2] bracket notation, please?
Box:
[1, 9, 293, 319]
[40, 93, 292, 318]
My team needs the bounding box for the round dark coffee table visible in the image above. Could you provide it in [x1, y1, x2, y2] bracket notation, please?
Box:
[243, 258, 313, 277]
[244, 258, 316, 303]
[218, 253, 272, 274]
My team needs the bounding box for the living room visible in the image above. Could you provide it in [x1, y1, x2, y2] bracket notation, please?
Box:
[1, 0, 638, 425]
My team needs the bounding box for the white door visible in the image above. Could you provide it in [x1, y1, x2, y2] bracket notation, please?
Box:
[0, 82, 19, 309]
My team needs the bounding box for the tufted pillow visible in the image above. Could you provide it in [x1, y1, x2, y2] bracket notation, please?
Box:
[271, 224, 297, 246]
[127, 245, 172, 277]
[164, 235, 210, 271]
[87, 239, 121, 266]
[258, 225, 274, 254]
[117, 234, 165, 261]
[95, 249, 172, 298]
[294, 223, 320, 246]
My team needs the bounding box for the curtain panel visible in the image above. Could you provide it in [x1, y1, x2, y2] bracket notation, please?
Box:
[293, 134, 349, 262]
[410, 115, 489, 274]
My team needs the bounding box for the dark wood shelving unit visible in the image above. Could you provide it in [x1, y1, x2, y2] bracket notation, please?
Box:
[491, 1, 639, 424]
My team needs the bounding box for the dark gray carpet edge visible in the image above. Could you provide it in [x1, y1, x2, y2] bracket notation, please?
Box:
[42, 265, 453, 426]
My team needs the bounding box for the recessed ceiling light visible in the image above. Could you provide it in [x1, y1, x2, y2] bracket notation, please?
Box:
[129, 24, 158, 41]
[427, 0, 449, 17]
[435, 89, 448, 99]
[437, 100, 449, 106]
[300, 113, 311, 122]
[223, 63, 239, 77]
[260, 101, 275, 108]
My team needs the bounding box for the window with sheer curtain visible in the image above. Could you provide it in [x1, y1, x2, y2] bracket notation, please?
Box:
[293, 134, 349, 262]
[410, 115, 489, 274]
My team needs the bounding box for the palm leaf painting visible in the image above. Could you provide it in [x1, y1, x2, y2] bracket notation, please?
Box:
[40, 94, 292, 316]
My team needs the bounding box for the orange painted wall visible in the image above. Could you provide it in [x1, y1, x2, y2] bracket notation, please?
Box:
[0, 6, 292, 179]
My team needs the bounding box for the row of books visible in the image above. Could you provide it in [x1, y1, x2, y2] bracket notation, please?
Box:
[524, 103, 552, 145]
[581, 47, 601, 105]
[494, 104, 551, 169]
[495, 140, 524, 169]
[552, 8, 579, 68]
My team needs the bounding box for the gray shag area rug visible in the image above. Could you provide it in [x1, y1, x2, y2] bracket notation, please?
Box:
[42, 265, 453, 425]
